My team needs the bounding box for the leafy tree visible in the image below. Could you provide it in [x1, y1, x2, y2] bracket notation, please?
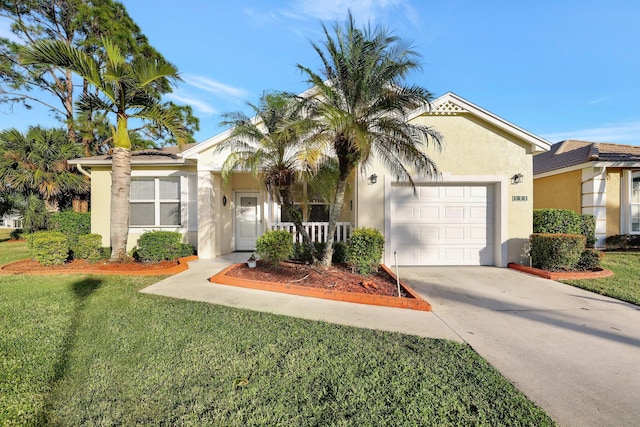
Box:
[298, 13, 443, 266]
[0, 0, 198, 154]
[0, 126, 87, 212]
[21, 37, 189, 261]
[215, 91, 323, 260]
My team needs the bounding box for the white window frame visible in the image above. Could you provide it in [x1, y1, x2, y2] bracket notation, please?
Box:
[129, 171, 188, 230]
[630, 171, 640, 234]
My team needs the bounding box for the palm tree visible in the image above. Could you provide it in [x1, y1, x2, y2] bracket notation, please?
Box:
[21, 37, 188, 261]
[0, 126, 88, 212]
[215, 91, 323, 260]
[298, 13, 444, 267]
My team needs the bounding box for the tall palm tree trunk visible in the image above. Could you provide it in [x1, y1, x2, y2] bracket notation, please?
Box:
[110, 146, 131, 261]
[321, 173, 349, 267]
[280, 188, 318, 262]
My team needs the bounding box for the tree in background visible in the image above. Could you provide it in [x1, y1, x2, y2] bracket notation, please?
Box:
[0, 0, 198, 154]
[299, 13, 443, 266]
[22, 37, 189, 261]
[0, 126, 87, 229]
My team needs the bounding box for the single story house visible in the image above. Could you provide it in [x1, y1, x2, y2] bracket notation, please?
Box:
[70, 92, 550, 267]
[0, 213, 22, 228]
[534, 140, 640, 248]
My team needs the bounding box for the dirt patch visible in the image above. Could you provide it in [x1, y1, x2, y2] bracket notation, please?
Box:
[225, 260, 404, 296]
[0, 256, 197, 276]
[210, 261, 432, 311]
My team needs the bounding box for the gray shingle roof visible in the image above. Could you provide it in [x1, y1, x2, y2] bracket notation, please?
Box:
[70, 143, 198, 164]
[534, 140, 640, 175]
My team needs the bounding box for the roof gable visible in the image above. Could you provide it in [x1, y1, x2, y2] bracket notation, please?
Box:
[407, 92, 551, 153]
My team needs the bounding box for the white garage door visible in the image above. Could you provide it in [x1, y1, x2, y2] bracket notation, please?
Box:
[389, 184, 494, 265]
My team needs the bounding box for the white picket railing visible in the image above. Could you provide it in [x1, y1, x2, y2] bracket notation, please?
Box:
[271, 222, 352, 243]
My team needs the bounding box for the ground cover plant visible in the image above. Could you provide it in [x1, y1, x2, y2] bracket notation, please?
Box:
[0, 255, 554, 425]
[561, 252, 640, 306]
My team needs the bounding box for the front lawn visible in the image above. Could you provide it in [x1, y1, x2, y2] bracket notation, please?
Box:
[0, 270, 554, 425]
[561, 251, 640, 305]
[0, 229, 28, 265]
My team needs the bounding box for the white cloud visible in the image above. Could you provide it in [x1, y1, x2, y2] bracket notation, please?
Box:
[182, 74, 249, 101]
[166, 93, 217, 115]
[542, 121, 640, 144]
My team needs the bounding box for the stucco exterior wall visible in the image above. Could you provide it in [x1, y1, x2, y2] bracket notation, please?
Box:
[89, 164, 197, 252]
[355, 113, 535, 266]
[606, 168, 622, 236]
[533, 169, 582, 212]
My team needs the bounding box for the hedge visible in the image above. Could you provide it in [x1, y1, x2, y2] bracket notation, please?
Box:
[136, 231, 195, 263]
[256, 230, 293, 267]
[347, 227, 384, 276]
[48, 211, 91, 249]
[533, 209, 596, 247]
[26, 231, 69, 266]
[530, 233, 586, 271]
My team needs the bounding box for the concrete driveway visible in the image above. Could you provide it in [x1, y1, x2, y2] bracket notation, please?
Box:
[401, 266, 640, 427]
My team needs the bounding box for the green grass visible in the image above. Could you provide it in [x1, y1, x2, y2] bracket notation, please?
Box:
[561, 251, 640, 305]
[0, 240, 553, 426]
[0, 229, 29, 265]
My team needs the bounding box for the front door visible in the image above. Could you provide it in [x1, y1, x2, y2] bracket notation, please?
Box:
[235, 192, 261, 251]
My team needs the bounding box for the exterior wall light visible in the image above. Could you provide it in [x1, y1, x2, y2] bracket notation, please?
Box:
[369, 174, 378, 184]
[222, 195, 227, 206]
[511, 173, 524, 184]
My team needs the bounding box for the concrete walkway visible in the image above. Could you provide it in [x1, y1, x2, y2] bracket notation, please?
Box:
[141, 256, 640, 427]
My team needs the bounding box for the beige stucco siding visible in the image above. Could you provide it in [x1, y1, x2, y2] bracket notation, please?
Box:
[606, 168, 622, 236]
[533, 170, 582, 212]
[356, 113, 535, 265]
[89, 164, 197, 252]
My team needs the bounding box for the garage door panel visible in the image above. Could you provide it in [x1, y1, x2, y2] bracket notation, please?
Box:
[390, 184, 494, 266]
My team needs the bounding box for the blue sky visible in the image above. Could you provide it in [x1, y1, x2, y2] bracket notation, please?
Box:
[2, 0, 640, 145]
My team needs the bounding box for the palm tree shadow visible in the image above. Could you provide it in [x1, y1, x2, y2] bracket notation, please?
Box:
[42, 277, 102, 423]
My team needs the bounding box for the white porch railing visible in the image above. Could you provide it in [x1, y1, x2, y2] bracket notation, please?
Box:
[272, 222, 352, 243]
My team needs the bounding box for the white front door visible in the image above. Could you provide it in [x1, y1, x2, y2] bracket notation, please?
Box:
[235, 192, 261, 251]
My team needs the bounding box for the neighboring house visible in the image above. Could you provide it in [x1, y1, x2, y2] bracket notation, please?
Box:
[534, 140, 640, 248]
[69, 92, 550, 267]
[0, 213, 22, 228]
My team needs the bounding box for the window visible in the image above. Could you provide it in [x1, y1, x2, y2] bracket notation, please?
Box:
[279, 183, 329, 222]
[632, 176, 640, 232]
[130, 177, 181, 226]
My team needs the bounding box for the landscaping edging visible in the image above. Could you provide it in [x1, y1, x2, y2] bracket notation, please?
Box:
[508, 262, 614, 280]
[0, 255, 198, 276]
[209, 263, 432, 312]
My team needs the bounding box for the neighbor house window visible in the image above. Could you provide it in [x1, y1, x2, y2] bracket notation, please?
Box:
[130, 177, 181, 226]
[632, 176, 640, 232]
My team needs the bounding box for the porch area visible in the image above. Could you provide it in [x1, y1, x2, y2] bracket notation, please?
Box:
[271, 222, 352, 243]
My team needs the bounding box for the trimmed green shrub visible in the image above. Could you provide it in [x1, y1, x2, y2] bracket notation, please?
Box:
[605, 234, 640, 250]
[48, 211, 91, 249]
[136, 231, 195, 263]
[347, 227, 384, 276]
[579, 214, 596, 248]
[576, 249, 602, 270]
[256, 230, 293, 267]
[530, 233, 586, 271]
[74, 234, 104, 263]
[26, 231, 69, 266]
[533, 209, 582, 234]
[332, 241, 347, 264]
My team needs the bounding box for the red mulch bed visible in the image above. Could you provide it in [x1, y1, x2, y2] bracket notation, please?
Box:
[224, 260, 406, 297]
[0, 258, 190, 275]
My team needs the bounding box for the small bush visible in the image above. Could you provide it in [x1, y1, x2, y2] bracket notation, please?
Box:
[605, 234, 640, 250]
[48, 211, 91, 249]
[530, 233, 586, 271]
[9, 228, 23, 240]
[579, 214, 596, 248]
[576, 249, 602, 270]
[347, 227, 384, 276]
[136, 231, 195, 263]
[256, 230, 293, 267]
[332, 241, 347, 264]
[74, 234, 104, 263]
[26, 231, 69, 266]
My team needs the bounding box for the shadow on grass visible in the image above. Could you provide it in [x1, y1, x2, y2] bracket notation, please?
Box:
[41, 277, 102, 424]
